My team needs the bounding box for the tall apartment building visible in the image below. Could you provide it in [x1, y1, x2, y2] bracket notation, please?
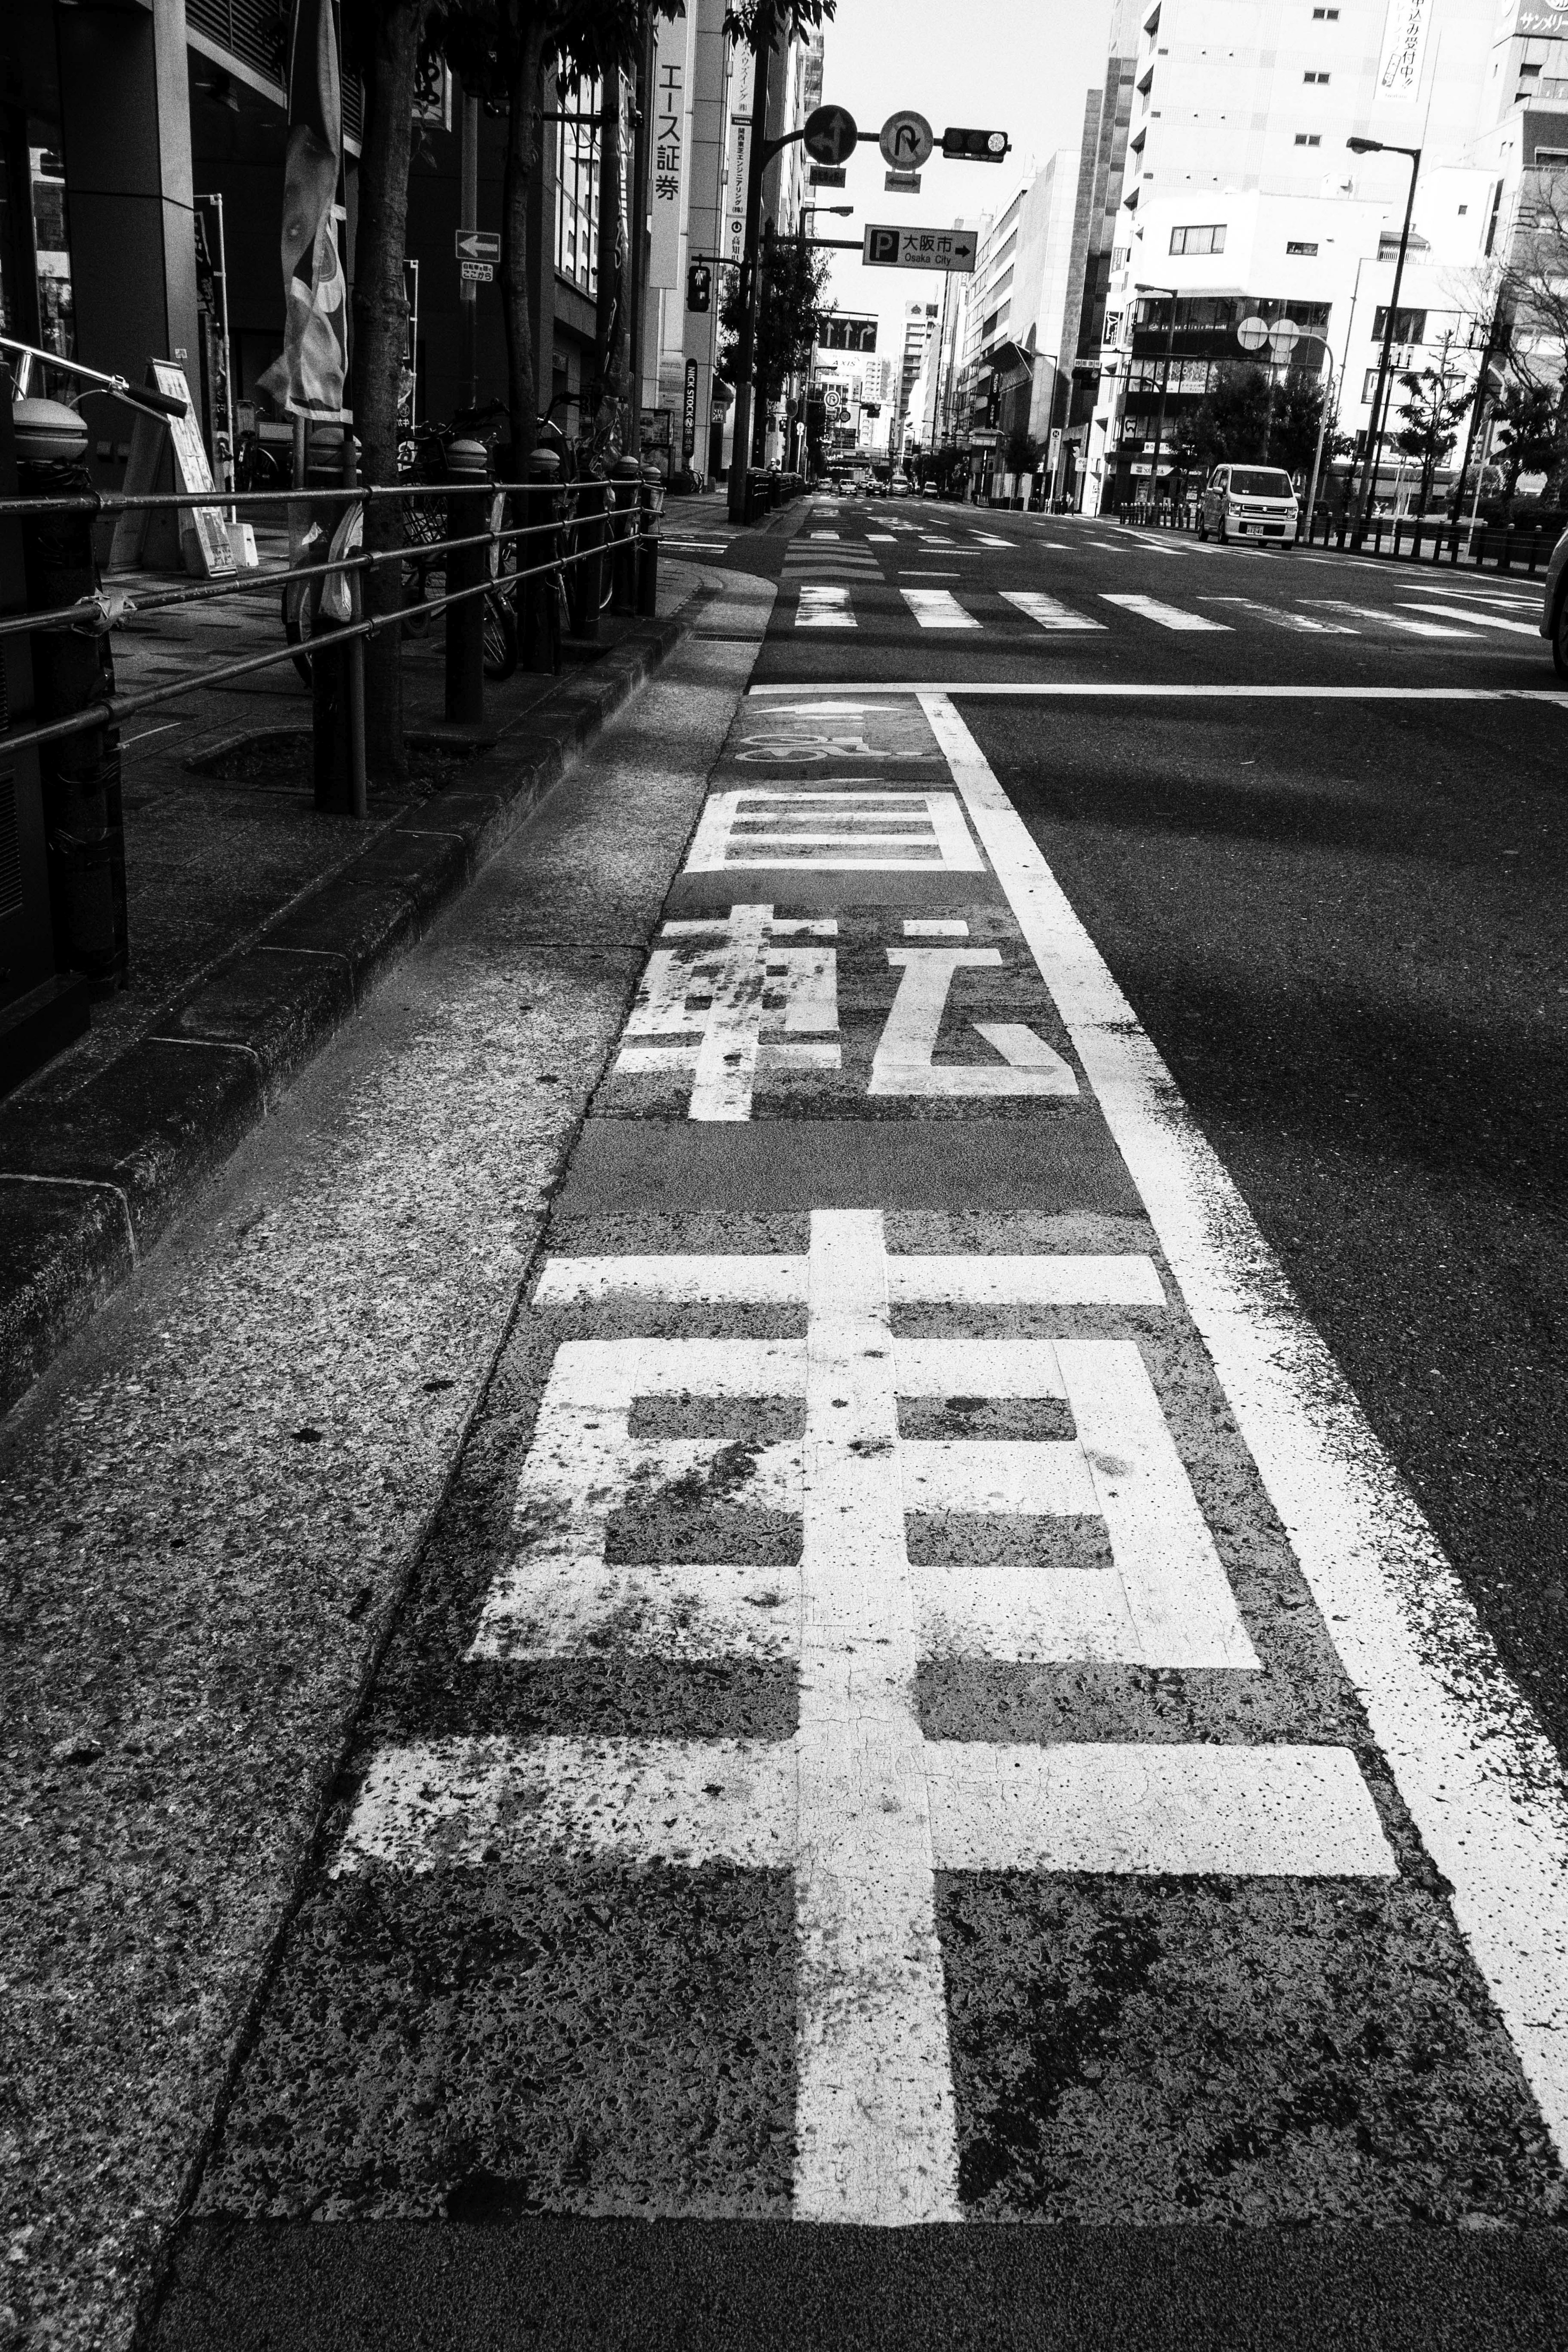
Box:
[1081, 0, 1511, 512]
[894, 301, 939, 447]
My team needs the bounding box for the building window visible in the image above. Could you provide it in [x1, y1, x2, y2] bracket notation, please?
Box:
[1312, 6, 1340, 15]
[1169, 222, 1225, 254]
[1294, 132, 1323, 146]
[1371, 305, 1426, 342]
[1303, 70, 1330, 83]
[1361, 368, 1383, 403]
[1286, 240, 1319, 255]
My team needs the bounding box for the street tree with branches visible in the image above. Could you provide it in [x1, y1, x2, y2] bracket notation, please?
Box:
[1392, 360, 1471, 509]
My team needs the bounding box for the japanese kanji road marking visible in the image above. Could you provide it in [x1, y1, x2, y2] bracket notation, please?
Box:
[614, 904, 840, 1118]
[868, 943, 1080, 1098]
[344, 1211, 1393, 2225]
[684, 789, 984, 874]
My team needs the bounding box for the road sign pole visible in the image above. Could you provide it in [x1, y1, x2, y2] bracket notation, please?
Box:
[727, 4, 776, 523]
[459, 90, 479, 409]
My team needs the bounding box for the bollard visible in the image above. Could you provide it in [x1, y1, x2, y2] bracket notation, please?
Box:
[573, 477, 606, 641]
[520, 449, 562, 670]
[636, 466, 663, 618]
[610, 457, 641, 614]
[16, 396, 128, 990]
[444, 437, 488, 725]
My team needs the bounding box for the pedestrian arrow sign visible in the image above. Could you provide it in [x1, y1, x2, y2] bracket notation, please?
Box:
[455, 229, 501, 262]
[863, 224, 977, 274]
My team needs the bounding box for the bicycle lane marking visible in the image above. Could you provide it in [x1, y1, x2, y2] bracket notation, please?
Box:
[194, 682, 1566, 2232]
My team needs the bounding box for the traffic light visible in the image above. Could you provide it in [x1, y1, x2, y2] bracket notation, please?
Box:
[941, 127, 1009, 161]
[686, 261, 711, 314]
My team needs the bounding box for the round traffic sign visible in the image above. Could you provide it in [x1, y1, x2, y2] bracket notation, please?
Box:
[803, 105, 858, 167]
[1269, 318, 1300, 363]
[1236, 314, 1270, 353]
[879, 109, 933, 170]
[823, 384, 842, 417]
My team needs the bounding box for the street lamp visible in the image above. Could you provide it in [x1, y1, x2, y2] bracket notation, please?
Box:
[1346, 134, 1422, 528]
[1132, 284, 1180, 509]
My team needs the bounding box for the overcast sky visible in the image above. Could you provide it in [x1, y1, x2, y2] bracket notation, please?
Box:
[808, 0, 1115, 354]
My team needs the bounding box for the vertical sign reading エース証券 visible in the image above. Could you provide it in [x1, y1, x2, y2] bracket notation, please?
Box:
[1377, 0, 1433, 104]
[648, 9, 691, 292]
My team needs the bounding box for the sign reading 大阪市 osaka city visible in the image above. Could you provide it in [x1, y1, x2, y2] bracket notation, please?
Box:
[863, 225, 977, 273]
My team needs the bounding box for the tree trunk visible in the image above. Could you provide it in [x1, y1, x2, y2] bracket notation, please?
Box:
[351, 0, 428, 783]
[501, 5, 546, 467]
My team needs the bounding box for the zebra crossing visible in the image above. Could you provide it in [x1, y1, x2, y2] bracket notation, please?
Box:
[783, 571, 1535, 644]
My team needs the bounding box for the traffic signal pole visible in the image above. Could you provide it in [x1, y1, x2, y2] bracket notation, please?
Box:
[727, 6, 777, 523]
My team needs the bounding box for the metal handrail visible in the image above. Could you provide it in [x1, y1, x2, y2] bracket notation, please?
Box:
[0, 501, 630, 642]
[0, 474, 643, 520]
[0, 523, 654, 763]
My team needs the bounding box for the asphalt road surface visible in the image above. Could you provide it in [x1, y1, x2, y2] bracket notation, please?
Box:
[13, 507, 1568, 2352]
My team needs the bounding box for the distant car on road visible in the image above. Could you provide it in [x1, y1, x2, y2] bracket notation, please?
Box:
[920, 480, 940, 499]
[1540, 523, 1568, 675]
[1197, 465, 1300, 546]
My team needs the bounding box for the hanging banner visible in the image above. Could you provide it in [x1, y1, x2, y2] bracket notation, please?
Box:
[649, 10, 692, 291]
[259, 0, 347, 421]
[1376, 0, 1434, 106]
[725, 113, 751, 269]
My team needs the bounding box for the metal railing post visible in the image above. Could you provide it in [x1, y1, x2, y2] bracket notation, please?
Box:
[575, 479, 605, 641]
[444, 442, 488, 726]
[343, 427, 367, 818]
[610, 457, 641, 613]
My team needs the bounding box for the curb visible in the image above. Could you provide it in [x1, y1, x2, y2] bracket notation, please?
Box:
[0, 605, 688, 1422]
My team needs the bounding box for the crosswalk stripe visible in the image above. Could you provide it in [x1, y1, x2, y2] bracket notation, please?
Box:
[810, 530, 840, 540]
[1396, 599, 1539, 636]
[1000, 589, 1106, 633]
[796, 585, 857, 628]
[1200, 596, 1356, 635]
[1102, 592, 1231, 633]
[971, 533, 1011, 547]
[902, 589, 979, 631]
[1302, 599, 1475, 639]
[867, 532, 896, 542]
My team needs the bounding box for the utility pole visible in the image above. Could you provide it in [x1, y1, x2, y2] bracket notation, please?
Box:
[458, 88, 479, 410]
[726, 2, 776, 521]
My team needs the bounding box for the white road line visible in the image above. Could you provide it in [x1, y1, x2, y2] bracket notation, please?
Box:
[750, 682, 1568, 700]
[1396, 600, 1540, 636]
[796, 585, 857, 629]
[810, 530, 841, 540]
[902, 589, 978, 630]
[1199, 596, 1356, 635]
[918, 685, 1568, 2169]
[1102, 593, 1231, 633]
[1301, 598, 1475, 639]
[1000, 589, 1106, 633]
[971, 533, 1011, 547]
[867, 532, 897, 542]
[1084, 539, 1128, 554]
[1399, 578, 1536, 607]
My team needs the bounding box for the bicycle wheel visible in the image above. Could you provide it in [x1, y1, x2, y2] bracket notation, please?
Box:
[483, 586, 519, 681]
[282, 578, 314, 685]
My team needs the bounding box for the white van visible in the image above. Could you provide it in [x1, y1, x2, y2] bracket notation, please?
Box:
[1197, 465, 1300, 546]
